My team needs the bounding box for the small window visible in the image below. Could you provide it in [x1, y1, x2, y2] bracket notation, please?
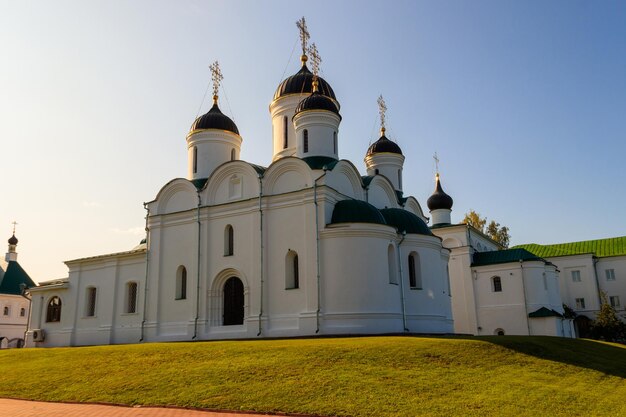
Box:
[193, 146, 198, 174]
[388, 245, 397, 284]
[375, 169, 379, 175]
[495, 328, 505, 336]
[126, 282, 138, 314]
[333, 131, 337, 154]
[610, 296, 620, 308]
[285, 250, 299, 289]
[398, 169, 402, 189]
[283, 116, 288, 149]
[575, 297, 585, 309]
[224, 225, 234, 256]
[3, 306, 9, 316]
[231, 148, 236, 161]
[46, 297, 62, 322]
[20, 307, 26, 317]
[408, 252, 422, 289]
[176, 266, 187, 300]
[303, 129, 309, 153]
[571, 270, 581, 282]
[446, 265, 451, 297]
[85, 287, 97, 317]
[492, 276, 502, 292]
[606, 269, 616, 281]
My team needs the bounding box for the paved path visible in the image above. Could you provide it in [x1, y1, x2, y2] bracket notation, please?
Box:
[0, 399, 293, 417]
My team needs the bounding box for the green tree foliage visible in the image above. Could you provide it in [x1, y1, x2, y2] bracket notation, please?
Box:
[463, 210, 511, 248]
[591, 291, 626, 343]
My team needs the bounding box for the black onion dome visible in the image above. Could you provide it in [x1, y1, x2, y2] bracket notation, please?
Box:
[8, 234, 18, 245]
[294, 91, 341, 117]
[190, 103, 239, 135]
[273, 64, 336, 101]
[427, 175, 453, 211]
[366, 134, 403, 156]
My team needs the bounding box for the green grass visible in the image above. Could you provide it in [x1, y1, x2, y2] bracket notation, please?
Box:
[1, 336, 625, 416]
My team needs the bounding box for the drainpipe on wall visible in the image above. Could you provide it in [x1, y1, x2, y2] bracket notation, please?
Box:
[257, 173, 264, 336]
[19, 284, 31, 347]
[193, 193, 201, 340]
[396, 231, 408, 332]
[314, 169, 328, 334]
[140, 203, 150, 342]
[519, 260, 532, 335]
[592, 256, 602, 307]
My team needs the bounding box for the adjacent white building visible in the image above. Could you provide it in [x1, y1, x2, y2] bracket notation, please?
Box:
[0, 234, 35, 348]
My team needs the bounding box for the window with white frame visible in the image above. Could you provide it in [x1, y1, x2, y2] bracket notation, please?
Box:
[571, 270, 581, 282]
[408, 252, 422, 289]
[176, 266, 187, 300]
[575, 297, 585, 309]
[285, 250, 299, 289]
[610, 296, 620, 308]
[20, 307, 26, 317]
[606, 269, 616, 281]
[85, 287, 97, 317]
[492, 276, 502, 292]
[3, 306, 9, 316]
[126, 282, 138, 314]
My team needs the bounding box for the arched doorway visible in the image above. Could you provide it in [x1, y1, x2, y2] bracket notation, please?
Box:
[223, 277, 244, 325]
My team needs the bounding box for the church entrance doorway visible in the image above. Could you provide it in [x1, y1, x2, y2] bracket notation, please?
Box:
[223, 277, 244, 325]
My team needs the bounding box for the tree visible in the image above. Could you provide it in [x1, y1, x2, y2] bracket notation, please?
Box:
[591, 292, 626, 343]
[463, 210, 486, 233]
[463, 210, 511, 248]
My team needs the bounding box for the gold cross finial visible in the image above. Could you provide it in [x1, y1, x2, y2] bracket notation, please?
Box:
[209, 61, 223, 104]
[377, 95, 387, 135]
[308, 43, 321, 92]
[433, 152, 440, 175]
[296, 17, 310, 57]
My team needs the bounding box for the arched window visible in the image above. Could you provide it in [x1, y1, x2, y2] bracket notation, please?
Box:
[224, 225, 234, 256]
[193, 146, 198, 174]
[20, 307, 26, 317]
[408, 252, 422, 289]
[285, 250, 299, 289]
[223, 277, 244, 325]
[3, 306, 9, 316]
[46, 297, 62, 322]
[388, 245, 397, 284]
[398, 170, 402, 189]
[176, 266, 187, 300]
[303, 129, 309, 153]
[283, 116, 288, 149]
[495, 328, 505, 336]
[492, 276, 502, 292]
[126, 282, 138, 313]
[85, 287, 97, 317]
[333, 131, 337, 154]
[231, 148, 236, 161]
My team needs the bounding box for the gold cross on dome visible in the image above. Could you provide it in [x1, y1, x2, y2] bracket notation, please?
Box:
[308, 43, 321, 77]
[377, 95, 387, 131]
[209, 61, 223, 100]
[433, 152, 440, 174]
[11, 221, 17, 235]
[296, 17, 310, 55]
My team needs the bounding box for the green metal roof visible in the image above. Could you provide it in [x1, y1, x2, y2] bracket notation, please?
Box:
[0, 261, 36, 295]
[528, 307, 563, 318]
[380, 208, 432, 236]
[191, 177, 209, 190]
[471, 248, 548, 267]
[361, 175, 374, 187]
[514, 236, 626, 258]
[330, 200, 387, 226]
[301, 156, 339, 170]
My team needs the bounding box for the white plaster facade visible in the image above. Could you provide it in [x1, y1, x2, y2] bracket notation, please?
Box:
[25, 48, 454, 347]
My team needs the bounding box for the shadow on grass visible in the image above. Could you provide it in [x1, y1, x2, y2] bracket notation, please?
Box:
[456, 335, 626, 378]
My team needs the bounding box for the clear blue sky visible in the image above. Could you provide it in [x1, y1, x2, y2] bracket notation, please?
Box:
[1, 1, 625, 281]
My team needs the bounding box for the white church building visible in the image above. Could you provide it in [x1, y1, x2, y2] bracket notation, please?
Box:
[25, 24, 456, 347]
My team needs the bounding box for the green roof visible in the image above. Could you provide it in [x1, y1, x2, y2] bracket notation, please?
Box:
[191, 177, 209, 190]
[514, 236, 626, 258]
[528, 307, 563, 318]
[380, 208, 432, 236]
[472, 248, 548, 267]
[330, 200, 387, 226]
[302, 156, 339, 170]
[0, 261, 36, 295]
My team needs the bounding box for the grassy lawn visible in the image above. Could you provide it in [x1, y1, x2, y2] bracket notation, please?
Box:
[0, 336, 625, 416]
